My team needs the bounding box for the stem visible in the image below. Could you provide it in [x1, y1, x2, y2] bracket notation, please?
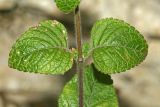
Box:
[75, 7, 83, 60]
[74, 6, 83, 107]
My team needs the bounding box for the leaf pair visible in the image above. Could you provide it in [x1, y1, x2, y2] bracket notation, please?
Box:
[8, 18, 148, 75]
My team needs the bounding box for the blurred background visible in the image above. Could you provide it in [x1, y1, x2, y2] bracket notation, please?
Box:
[0, 0, 160, 107]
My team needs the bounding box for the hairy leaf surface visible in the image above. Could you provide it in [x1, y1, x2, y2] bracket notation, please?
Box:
[9, 20, 73, 74]
[91, 18, 148, 74]
[59, 65, 118, 107]
[55, 0, 80, 13]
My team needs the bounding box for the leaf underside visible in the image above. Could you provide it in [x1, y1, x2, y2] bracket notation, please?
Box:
[55, 0, 80, 13]
[8, 20, 73, 75]
[59, 65, 118, 107]
[91, 18, 148, 74]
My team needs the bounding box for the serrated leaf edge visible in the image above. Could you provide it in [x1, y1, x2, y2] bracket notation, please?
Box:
[85, 17, 148, 74]
[8, 20, 73, 75]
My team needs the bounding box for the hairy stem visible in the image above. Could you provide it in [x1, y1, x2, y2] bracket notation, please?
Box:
[74, 6, 83, 107]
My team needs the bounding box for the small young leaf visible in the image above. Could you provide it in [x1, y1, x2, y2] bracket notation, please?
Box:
[55, 0, 80, 13]
[70, 48, 78, 61]
[91, 18, 148, 74]
[82, 42, 90, 59]
[58, 65, 118, 107]
[8, 20, 73, 75]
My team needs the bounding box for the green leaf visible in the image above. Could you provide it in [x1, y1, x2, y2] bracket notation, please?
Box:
[59, 64, 118, 107]
[82, 42, 90, 59]
[8, 20, 73, 75]
[91, 18, 148, 74]
[55, 0, 80, 13]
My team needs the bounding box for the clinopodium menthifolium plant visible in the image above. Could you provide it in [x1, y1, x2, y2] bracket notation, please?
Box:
[8, 0, 148, 107]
